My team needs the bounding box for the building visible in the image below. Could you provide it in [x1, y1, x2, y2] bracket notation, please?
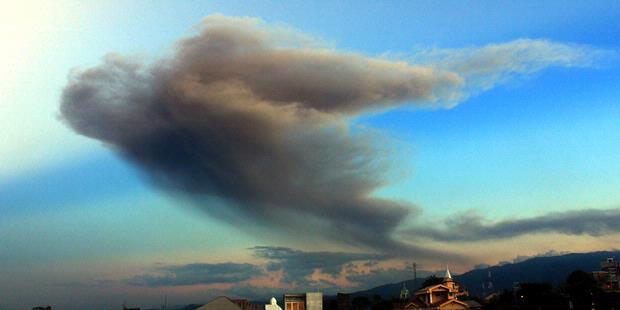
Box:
[306, 292, 323, 310]
[197, 297, 243, 310]
[232, 299, 262, 310]
[481, 269, 494, 297]
[395, 267, 470, 310]
[593, 257, 620, 292]
[122, 304, 140, 310]
[284, 294, 306, 310]
[284, 292, 323, 310]
[400, 283, 410, 300]
[462, 300, 481, 310]
[266, 297, 283, 310]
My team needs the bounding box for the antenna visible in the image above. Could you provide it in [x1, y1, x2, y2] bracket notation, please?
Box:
[412, 262, 417, 289]
[482, 268, 494, 296]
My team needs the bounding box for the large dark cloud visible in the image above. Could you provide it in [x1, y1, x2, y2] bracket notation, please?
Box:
[126, 262, 262, 287]
[405, 208, 620, 242]
[59, 15, 461, 256]
[60, 15, 606, 255]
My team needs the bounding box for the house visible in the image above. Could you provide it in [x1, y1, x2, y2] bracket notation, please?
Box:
[462, 300, 481, 310]
[266, 297, 283, 310]
[232, 298, 262, 310]
[196, 296, 243, 310]
[395, 267, 470, 310]
[284, 293, 306, 310]
[283, 292, 322, 310]
[593, 257, 620, 292]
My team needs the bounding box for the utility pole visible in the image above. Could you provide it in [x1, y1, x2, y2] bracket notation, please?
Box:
[412, 262, 417, 289]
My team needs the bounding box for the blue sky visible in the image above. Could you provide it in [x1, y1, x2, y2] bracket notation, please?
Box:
[1, 1, 620, 309]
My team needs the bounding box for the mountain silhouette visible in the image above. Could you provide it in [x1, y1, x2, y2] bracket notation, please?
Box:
[350, 250, 620, 298]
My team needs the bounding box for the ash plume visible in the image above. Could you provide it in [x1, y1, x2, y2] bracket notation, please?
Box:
[60, 15, 461, 257]
[60, 15, 605, 255]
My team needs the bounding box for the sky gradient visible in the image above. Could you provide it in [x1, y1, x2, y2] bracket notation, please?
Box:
[1, 1, 620, 309]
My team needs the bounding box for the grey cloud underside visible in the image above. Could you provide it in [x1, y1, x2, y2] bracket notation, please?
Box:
[406, 208, 620, 242]
[252, 246, 388, 285]
[252, 246, 430, 290]
[60, 15, 606, 254]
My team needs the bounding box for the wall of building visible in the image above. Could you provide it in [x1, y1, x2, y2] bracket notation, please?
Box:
[305, 293, 322, 310]
[284, 294, 306, 310]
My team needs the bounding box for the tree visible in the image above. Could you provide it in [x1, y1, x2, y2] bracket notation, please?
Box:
[370, 295, 392, 310]
[517, 282, 566, 310]
[484, 290, 516, 310]
[352, 296, 370, 310]
[562, 270, 598, 310]
[323, 298, 338, 310]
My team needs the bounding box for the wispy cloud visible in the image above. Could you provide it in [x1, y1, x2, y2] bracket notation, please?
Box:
[126, 263, 262, 287]
[344, 265, 433, 289]
[405, 208, 620, 242]
[412, 38, 611, 99]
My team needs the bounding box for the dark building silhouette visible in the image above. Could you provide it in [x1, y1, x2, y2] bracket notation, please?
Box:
[123, 302, 140, 310]
[337, 293, 351, 310]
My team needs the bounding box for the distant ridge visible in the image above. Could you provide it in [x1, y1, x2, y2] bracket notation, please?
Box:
[350, 250, 620, 298]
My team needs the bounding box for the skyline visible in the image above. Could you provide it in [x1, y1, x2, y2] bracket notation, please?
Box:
[1, 1, 620, 309]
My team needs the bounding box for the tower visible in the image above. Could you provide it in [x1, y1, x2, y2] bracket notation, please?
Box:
[443, 266, 456, 292]
[444, 265, 452, 280]
[486, 270, 494, 295]
[482, 269, 494, 296]
[400, 282, 410, 299]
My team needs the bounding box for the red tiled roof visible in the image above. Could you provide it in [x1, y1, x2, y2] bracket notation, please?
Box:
[400, 300, 425, 309]
[429, 299, 468, 308]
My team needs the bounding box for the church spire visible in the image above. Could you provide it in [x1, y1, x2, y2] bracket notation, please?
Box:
[400, 282, 409, 299]
[444, 266, 452, 279]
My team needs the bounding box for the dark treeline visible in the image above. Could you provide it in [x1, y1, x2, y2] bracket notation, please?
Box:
[324, 270, 620, 310]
